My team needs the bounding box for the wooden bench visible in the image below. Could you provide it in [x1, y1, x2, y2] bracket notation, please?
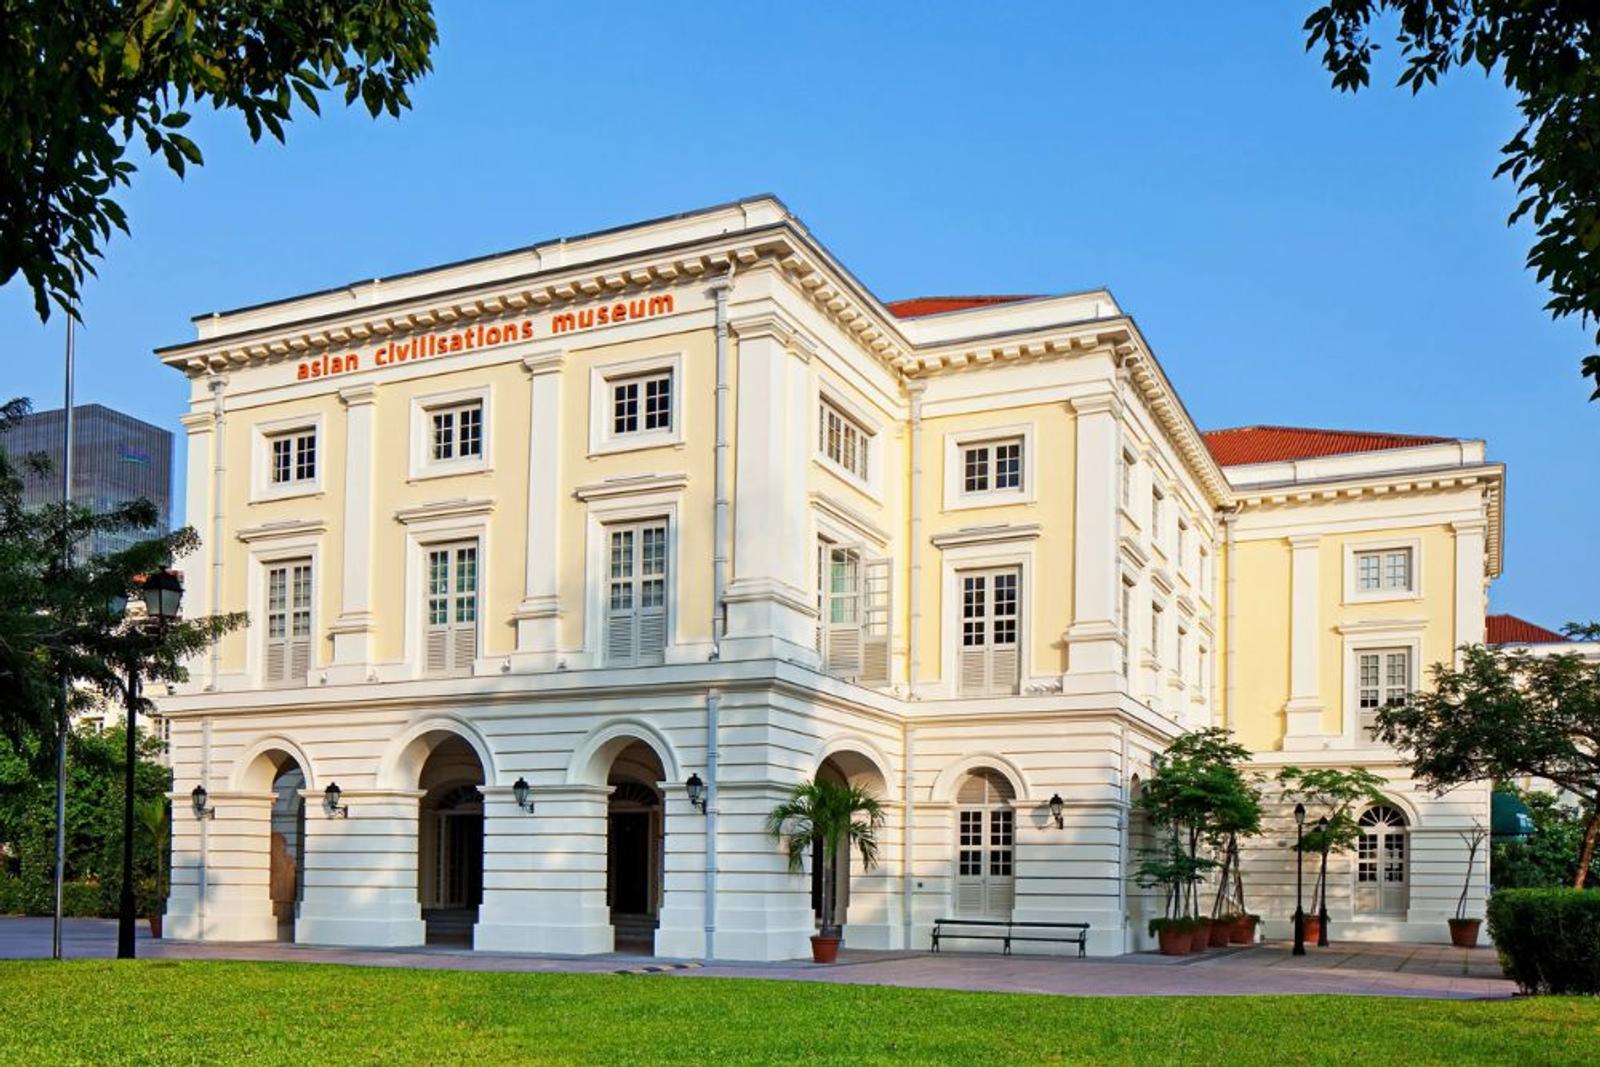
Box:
[931, 918, 1090, 958]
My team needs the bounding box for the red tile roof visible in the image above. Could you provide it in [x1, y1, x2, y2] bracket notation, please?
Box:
[1487, 614, 1567, 646]
[885, 295, 1038, 319]
[1201, 425, 1454, 466]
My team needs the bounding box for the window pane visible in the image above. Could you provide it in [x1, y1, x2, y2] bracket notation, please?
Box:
[613, 381, 639, 434]
[963, 446, 989, 493]
[1385, 550, 1411, 590]
[994, 442, 1021, 489]
[1358, 553, 1380, 591]
[271, 439, 291, 484]
[432, 411, 454, 461]
[296, 434, 316, 481]
[644, 375, 671, 430]
[458, 405, 482, 457]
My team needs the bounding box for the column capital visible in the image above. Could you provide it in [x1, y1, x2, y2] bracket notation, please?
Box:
[1450, 519, 1489, 536]
[1287, 534, 1322, 550]
[338, 383, 379, 406]
[521, 349, 566, 375]
[1068, 392, 1123, 419]
[179, 411, 215, 433]
[730, 310, 815, 361]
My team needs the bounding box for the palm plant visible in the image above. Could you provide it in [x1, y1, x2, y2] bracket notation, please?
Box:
[767, 778, 885, 938]
[133, 795, 170, 912]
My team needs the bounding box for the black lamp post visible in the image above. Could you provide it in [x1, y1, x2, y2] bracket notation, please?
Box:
[1292, 801, 1307, 957]
[1316, 815, 1331, 947]
[1048, 793, 1065, 829]
[117, 567, 183, 960]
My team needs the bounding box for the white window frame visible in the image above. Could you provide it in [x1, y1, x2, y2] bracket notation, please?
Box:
[244, 532, 323, 688]
[814, 381, 881, 498]
[421, 540, 480, 677]
[937, 540, 1035, 699]
[953, 771, 1017, 919]
[410, 385, 492, 481]
[402, 515, 490, 680]
[1150, 484, 1167, 556]
[1119, 574, 1136, 680]
[1344, 537, 1423, 604]
[603, 517, 671, 667]
[263, 557, 315, 689]
[815, 537, 893, 687]
[1341, 624, 1424, 746]
[582, 489, 685, 667]
[1119, 448, 1137, 512]
[250, 413, 325, 503]
[588, 351, 685, 456]
[942, 423, 1037, 511]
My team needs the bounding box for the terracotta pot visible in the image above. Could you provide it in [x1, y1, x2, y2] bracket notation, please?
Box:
[1448, 918, 1481, 948]
[810, 934, 842, 963]
[146, 915, 162, 939]
[1188, 919, 1211, 952]
[1156, 925, 1188, 955]
[1230, 915, 1257, 944]
[1209, 919, 1233, 947]
[1301, 915, 1322, 944]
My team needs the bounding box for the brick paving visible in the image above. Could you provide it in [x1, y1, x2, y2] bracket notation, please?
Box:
[0, 918, 1515, 999]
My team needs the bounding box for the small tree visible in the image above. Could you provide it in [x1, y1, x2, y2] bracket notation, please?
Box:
[1276, 766, 1388, 919]
[1373, 643, 1600, 888]
[1456, 821, 1488, 923]
[1136, 729, 1259, 920]
[767, 779, 884, 938]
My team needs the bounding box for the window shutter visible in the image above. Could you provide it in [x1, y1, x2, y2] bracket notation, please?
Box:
[638, 607, 667, 664]
[426, 629, 449, 674]
[606, 612, 636, 665]
[956, 877, 985, 914]
[288, 637, 311, 684]
[266, 639, 287, 685]
[826, 625, 862, 676]
[959, 648, 988, 696]
[451, 625, 476, 673]
[990, 646, 1019, 695]
[859, 558, 891, 687]
[987, 875, 1014, 917]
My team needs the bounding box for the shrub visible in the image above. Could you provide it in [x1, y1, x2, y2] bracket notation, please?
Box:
[1487, 888, 1600, 995]
[0, 876, 106, 917]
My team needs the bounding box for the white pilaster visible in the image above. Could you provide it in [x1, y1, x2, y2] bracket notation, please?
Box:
[1063, 393, 1124, 691]
[511, 351, 565, 666]
[1283, 534, 1326, 747]
[177, 411, 214, 689]
[474, 785, 613, 954]
[1451, 520, 1488, 661]
[654, 784, 710, 958]
[721, 313, 818, 662]
[295, 789, 426, 948]
[165, 790, 278, 941]
[326, 384, 378, 681]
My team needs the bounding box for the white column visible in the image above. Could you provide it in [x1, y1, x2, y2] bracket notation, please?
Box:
[474, 785, 612, 954]
[1063, 393, 1124, 691]
[165, 790, 277, 941]
[1283, 534, 1325, 747]
[654, 784, 709, 958]
[1451, 520, 1488, 661]
[708, 782, 813, 960]
[295, 788, 426, 948]
[326, 384, 377, 681]
[841, 800, 903, 950]
[177, 411, 214, 688]
[721, 313, 817, 662]
[512, 350, 565, 666]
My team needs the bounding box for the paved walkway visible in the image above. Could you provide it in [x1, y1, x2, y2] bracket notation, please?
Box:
[0, 918, 1515, 999]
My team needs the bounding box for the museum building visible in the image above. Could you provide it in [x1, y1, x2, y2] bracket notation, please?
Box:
[153, 196, 1505, 958]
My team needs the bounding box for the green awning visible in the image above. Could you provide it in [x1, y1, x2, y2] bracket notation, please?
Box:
[1492, 791, 1535, 839]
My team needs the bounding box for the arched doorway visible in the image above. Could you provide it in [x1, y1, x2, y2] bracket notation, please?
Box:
[268, 761, 306, 942]
[1354, 804, 1409, 917]
[953, 768, 1015, 919]
[1125, 774, 1158, 951]
[810, 751, 890, 933]
[417, 734, 486, 945]
[606, 740, 665, 954]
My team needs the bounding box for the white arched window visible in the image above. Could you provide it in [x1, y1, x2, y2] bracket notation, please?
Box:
[954, 769, 1016, 918]
[1355, 804, 1409, 916]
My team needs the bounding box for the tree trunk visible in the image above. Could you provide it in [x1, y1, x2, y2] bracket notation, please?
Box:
[1575, 812, 1600, 890]
[820, 836, 836, 931]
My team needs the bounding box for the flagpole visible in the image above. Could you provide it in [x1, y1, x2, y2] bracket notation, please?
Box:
[51, 315, 75, 960]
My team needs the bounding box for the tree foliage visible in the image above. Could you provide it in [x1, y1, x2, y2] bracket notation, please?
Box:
[1304, 2, 1600, 400]
[1374, 644, 1600, 887]
[1492, 786, 1600, 890]
[0, 0, 438, 320]
[766, 778, 885, 933]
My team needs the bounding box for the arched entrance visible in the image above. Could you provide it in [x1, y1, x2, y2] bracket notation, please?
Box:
[1125, 774, 1158, 951]
[953, 768, 1016, 919]
[268, 761, 306, 942]
[417, 734, 487, 945]
[606, 740, 665, 954]
[1355, 804, 1409, 917]
[811, 750, 890, 932]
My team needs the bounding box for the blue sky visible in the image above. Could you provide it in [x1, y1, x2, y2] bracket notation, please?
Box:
[1, 3, 1593, 626]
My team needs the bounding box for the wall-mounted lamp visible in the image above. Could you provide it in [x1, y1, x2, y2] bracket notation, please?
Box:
[686, 773, 707, 813]
[190, 784, 215, 820]
[324, 782, 349, 819]
[512, 776, 534, 813]
[1048, 793, 1065, 829]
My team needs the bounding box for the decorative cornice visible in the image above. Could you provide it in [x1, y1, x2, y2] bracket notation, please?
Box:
[1335, 618, 1428, 636]
[573, 472, 689, 502]
[522, 349, 565, 376]
[338, 383, 379, 406]
[236, 518, 327, 543]
[394, 497, 495, 524]
[810, 491, 891, 547]
[729, 310, 816, 361]
[929, 523, 1042, 549]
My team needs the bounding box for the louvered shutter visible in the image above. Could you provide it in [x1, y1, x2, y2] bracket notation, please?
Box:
[452, 625, 477, 673]
[264, 560, 312, 687]
[266, 640, 287, 684]
[605, 521, 668, 666]
[957, 568, 1021, 697]
[822, 544, 863, 676]
[426, 629, 449, 674]
[424, 544, 477, 676]
[859, 557, 891, 687]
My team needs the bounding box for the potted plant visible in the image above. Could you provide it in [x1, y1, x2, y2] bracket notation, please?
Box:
[1449, 821, 1488, 947]
[1231, 913, 1260, 944]
[767, 778, 884, 963]
[134, 795, 170, 937]
[1148, 917, 1191, 956]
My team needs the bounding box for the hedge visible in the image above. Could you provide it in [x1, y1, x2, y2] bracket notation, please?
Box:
[1486, 888, 1600, 995]
[0, 877, 106, 918]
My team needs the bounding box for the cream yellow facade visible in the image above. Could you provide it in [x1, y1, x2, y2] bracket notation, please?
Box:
[154, 196, 1502, 959]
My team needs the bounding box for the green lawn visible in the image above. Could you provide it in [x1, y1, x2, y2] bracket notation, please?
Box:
[0, 961, 1596, 1065]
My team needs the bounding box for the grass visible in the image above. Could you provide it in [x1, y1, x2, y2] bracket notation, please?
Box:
[0, 961, 1597, 1065]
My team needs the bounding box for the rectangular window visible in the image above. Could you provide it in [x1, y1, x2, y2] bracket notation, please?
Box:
[818, 399, 870, 482]
[1177, 625, 1188, 681]
[960, 438, 1023, 496]
[1151, 487, 1165, 549]
[1355, 547, 1414, 594]
[424, 543, 478, 675]
[1199, 645, 1210, 698]
[269, 430, 317, 486]
[612, 371, 672, 437]
[265, 559, 312, 686]
[1120, 577, 1135, 679]
[1357, 648, 1411, 736]
[1120, 450, 1135, 508]
[606, 520, 669, 666]
[429, 401, 484, 463]
[816, 542, 892, 686]
[958, 567, 1021, 697]
[1177, 518, 1189, 570]
[1199, 545, 1211, 593]
[1150, 601, 1164, 662]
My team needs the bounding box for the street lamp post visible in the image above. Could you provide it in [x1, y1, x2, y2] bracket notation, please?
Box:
[1316, 815, 1331, 948]
[116, 568, 183, 960]
[1292, 801, 1307, 957]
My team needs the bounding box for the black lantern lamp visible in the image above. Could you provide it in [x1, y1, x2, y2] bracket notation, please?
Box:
[190, 784, 215, 820]
[140, 567, 184, 628]
[686, 773, 706, 813]
[512, 776, 534, 813]
[1048, 793, 1065, 829]
[323, 782, 348, 819]
[1292, 801, 1307, 956]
